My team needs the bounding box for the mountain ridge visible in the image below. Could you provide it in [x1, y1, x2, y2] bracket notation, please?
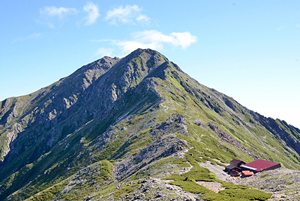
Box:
[0, 48, 300, 200]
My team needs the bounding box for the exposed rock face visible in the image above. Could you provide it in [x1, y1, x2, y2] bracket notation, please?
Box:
[113, 134, 187, 181]
[251, 111, 300, 156]
[0, 56, 119, 162]
[150, 114, 189, 136]
[208, 122, 260, 160]
[0, 48, 299, 200]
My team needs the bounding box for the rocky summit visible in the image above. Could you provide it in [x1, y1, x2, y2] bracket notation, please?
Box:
[0, 48, 300, 200]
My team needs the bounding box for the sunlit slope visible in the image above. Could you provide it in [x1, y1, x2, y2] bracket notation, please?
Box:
[0, 49, 299, 200]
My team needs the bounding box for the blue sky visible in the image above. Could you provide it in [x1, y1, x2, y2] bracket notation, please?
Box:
[1, 0, 300, 128]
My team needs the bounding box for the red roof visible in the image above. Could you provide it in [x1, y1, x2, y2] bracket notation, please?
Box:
[242, 170, 254, 176]
[241, 159, 280, 172]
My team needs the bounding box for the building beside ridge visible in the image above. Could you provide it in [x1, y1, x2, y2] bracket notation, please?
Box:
[225, 165, 239, 172]
[225, 159, 246, 174]
[230, 159, 245, 167]
[240, 159, 281, 172]
[242, 170, 254, 177]
[230, 169, 240, 177]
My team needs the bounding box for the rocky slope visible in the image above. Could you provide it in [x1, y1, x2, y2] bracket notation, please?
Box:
[0, 48, 299, 200]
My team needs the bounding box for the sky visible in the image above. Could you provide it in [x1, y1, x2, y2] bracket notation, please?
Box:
[0, 0, 300, 128]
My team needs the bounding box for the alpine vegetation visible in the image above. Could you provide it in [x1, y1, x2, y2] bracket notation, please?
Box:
[0, 49, 300, 200]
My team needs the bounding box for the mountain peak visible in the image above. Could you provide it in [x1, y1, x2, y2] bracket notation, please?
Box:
[123, 48, 168, 63]
[0, 49, 300, 200]
[129, 48, 160, 55]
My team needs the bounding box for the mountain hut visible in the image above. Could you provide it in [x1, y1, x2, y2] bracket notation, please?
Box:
[240, 159, 281, 172]
[225, 165, 239, 173]
[242, 170, 254, 177]
[230, 159, 245, 167]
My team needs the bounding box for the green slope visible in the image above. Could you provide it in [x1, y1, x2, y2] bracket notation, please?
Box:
[0, 48, 299, 200]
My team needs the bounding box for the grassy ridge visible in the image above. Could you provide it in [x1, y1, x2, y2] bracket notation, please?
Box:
[0, 49, 299, 200]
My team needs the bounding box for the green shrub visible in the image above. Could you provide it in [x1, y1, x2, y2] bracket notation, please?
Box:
[169, 180, 212, 194]
[100, 160, 114, 180]
[221, 182, 247, 190]
[260, 173, 269, 178]
[26, 181, 68, 201]
[172, 158, 191, 168]
[219, 189, 272, 201]
[182, 154, 213, 181]
[163, 173, 185, 181]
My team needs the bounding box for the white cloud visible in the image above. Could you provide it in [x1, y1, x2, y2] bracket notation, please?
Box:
[13, 33, 41, 43]
[113, 30, 197, 54]
[40, 6, 78, 18]
[105, 5, 150, 24]
[170, 32, 198, 49]
[95, 48, 114, 57]
[39, 6, 78, 28]
[83, 2, 100, 25]
[114, 40, 158, 54]
[136, 14, 150, 22]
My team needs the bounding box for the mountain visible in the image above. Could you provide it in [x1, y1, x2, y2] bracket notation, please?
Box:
[0, 48, 300, 200]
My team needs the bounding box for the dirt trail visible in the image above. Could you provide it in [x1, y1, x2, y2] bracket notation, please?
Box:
[196, 181, 225, 193]
[199, 161, 231, 181]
